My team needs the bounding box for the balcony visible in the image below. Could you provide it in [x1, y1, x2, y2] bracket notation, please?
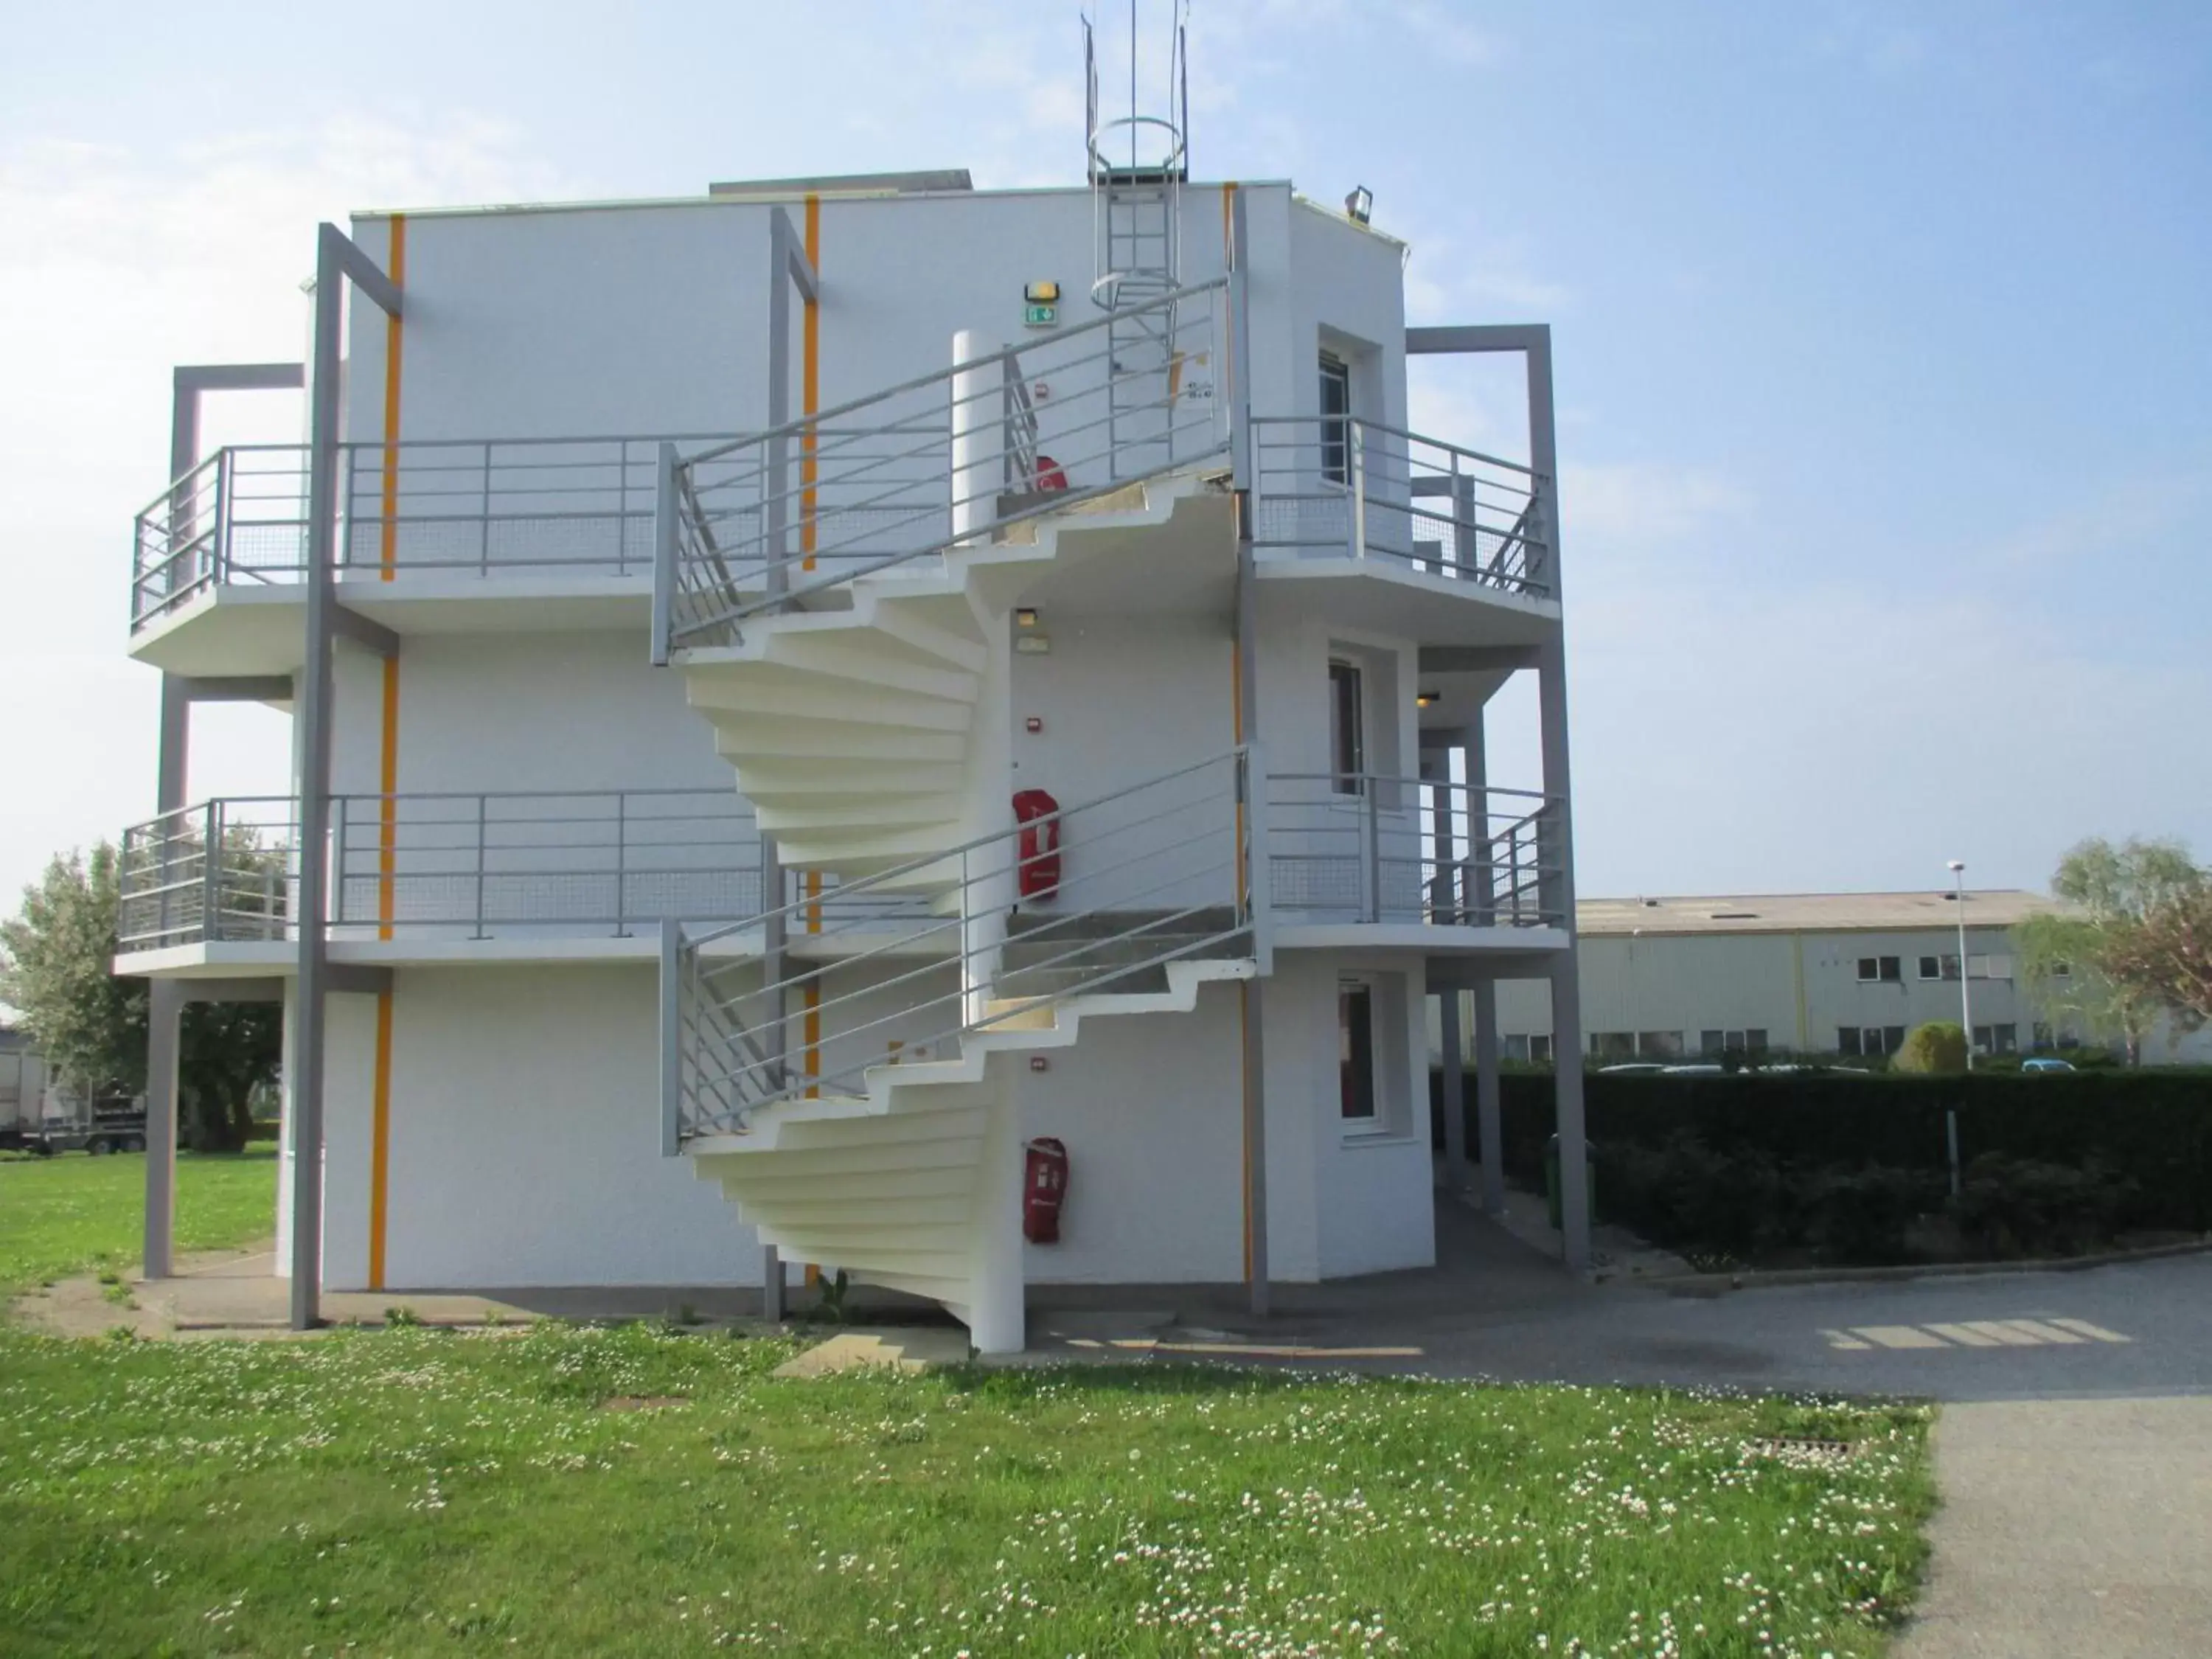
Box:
[127, 434, 742, 672]
[116, 790, 765, 962]
[1265, 771, 1565, 945]
[1248, 417, 1557, 645]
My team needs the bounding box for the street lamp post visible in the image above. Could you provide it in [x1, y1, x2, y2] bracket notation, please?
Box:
[1949, 859, 1972, 1069]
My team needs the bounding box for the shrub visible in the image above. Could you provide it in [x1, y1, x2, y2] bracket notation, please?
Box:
[1800, 1166, 1946, 1265]
[1892, 1021, 1968, 1074]
[1951, 1155, 2135, 1259]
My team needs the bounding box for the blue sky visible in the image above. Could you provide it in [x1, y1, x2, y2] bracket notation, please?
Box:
[1, 0, 2207, 911]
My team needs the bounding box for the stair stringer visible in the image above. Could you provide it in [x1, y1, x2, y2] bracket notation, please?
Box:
[669, 471, 1227, 883]
[683, 955, 1254, 1345]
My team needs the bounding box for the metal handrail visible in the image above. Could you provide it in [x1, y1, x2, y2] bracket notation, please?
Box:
[668, 747, 1259, 1140]
[658, 279, 1231, 653]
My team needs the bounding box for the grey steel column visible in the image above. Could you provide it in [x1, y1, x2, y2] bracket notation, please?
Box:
[1527, 330, 1590, 1272]
[1471, 978, 1505, 1217]
[1438, 987, 1467, 1190]
[142, 982, 184, 1278]
[288, 234, 345, 1330]
[287, 228, 400, 1329]
[1228, 185, 1268, 1318]
[1467, 712, 1506, 1215]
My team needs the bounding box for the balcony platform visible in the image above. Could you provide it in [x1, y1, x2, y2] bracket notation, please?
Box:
[128, 573, 656, 677]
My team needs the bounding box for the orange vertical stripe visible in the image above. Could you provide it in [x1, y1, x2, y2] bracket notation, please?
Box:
[801, 195, 825, 1094]
[378, 215, 406, 581]
[800, 193, 821, 571]
[368, 988, 394, 1290]
[377, 659, 400, 937]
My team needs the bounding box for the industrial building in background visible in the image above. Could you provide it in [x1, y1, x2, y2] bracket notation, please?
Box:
[1458, 889, 2212, 1068]
[113, 15, 1586, 1349]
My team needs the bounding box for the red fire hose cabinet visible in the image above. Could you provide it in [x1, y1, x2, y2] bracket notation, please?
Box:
[1023, 1136, 1070, 1244]
[1012, 788, 1061, 900]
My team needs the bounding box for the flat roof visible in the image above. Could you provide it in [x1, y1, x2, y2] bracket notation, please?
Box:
[1577, 889, 2065, 937]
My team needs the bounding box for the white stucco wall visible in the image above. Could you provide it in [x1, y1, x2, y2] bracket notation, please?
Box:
[369, 964, 759, 1290]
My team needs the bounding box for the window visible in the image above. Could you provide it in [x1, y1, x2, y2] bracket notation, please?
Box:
[1701, 1029, 1770, 1057]
[1918, 954, 1961, 982]
[1837, 1026, 1862, 1057]
[1528, 1034, 1554, 1064]
[1329, 659, 1365, 796]
[1857, 956, 1902, 984]
[2051, 961, 2073, 981]
[1319, 352, 1352, 484]
[1968, 954, 2013, 981]
[1338, 979, 1377, 1123]
[1839, 1026, 1906, 1057]
[1638, 1031, 1684, 1059]
[1591, 1032, 1637, 1060]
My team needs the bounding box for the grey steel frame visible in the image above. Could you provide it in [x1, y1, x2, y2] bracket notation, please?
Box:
[1406, 324, 1587, 1269]
[145, 362, 304, 1284]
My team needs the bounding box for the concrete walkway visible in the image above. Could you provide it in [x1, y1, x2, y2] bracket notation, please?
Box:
[1896, 1397, 2212, 1659]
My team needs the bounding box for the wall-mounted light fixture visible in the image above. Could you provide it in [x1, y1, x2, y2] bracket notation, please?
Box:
[1015, 607, 1039, 627]
[1414, 689, 1441, 708]
[1344, 186, 1374, 225]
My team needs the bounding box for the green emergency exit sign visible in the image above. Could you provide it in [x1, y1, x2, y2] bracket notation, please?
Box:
[1023, 302, 1057, 327]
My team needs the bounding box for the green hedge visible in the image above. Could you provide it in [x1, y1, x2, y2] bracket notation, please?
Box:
[1430, 1070, 2212, 1234]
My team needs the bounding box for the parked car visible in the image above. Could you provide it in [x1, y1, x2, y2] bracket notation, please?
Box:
[2022, 1056, 2076, 1074]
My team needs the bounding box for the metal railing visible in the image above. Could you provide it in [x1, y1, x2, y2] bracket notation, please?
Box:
[117, 790, 768, 949]
[1249, 416, 1551, 597]
[116, 798, 298, 951]
[1266, 772, 1561, 928]
[129, 434, 748, 632]
[666, 748, 1259, 1142]
[656, 279, 1230, 654]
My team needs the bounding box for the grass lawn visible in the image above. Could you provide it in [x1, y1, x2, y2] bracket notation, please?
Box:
[0, 1146, 276, 1295]
[0, 1321, 1933, 1657]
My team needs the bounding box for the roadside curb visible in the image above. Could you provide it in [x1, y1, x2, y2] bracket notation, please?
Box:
[1644, 1235, 2212, 1296]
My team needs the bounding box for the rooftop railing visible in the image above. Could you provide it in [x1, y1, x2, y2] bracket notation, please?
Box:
[128, 434, 748, 633]
[1249, 416, 1551, 598]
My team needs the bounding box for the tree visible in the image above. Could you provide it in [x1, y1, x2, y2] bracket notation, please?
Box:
[2105, 886, 2212, 1028]
[1892, 1020, 1967, 1074]
[1, 842, 282, 1152]
[0, 847, 143, 1094]
[2015, 914, 2164, 1063]
[2021, 836, 2211, 1063]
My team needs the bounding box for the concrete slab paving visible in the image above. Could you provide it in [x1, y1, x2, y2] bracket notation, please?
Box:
[771, 1327, 971, 1377]
[1896, 1397, 2212, 1659]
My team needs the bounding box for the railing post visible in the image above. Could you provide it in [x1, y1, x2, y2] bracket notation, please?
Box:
[210, 451, 230, 591]
[1349, 422, 1368, 562]
[472, 795, 488, 940]
[613, 442, 629, 574]
[650, 442, 678, 667]
[1244, 746, 1273, 975]
[659, 919, 683, 1158]
[330, 801, 347, 933]
[1228, 189, 1253, 493]
[201, 801, 220, 942]
[613, 793, 629, 938]
[339, 444, 357, 571]
[479, 442, 493, 574]
[1362, 776, 1382, 923]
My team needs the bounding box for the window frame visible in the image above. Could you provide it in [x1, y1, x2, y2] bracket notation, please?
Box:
[1338, 975, 1382, 1129]
[1318, 351, 1352, 486]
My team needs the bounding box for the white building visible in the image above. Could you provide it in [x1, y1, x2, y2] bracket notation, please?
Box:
[1467, 890, 2212, 1066]
[114, 41, 1590, 1349]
